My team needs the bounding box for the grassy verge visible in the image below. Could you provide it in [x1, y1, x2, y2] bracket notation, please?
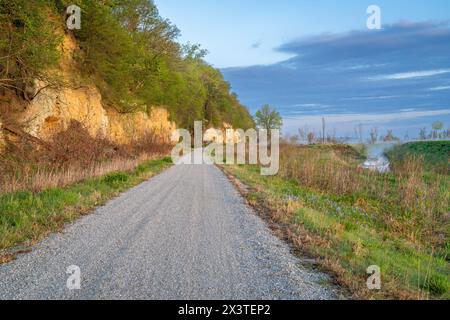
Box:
[0, 157, 172, 261]
[386, 141, 450, 175]
[221, 145, 449, 300]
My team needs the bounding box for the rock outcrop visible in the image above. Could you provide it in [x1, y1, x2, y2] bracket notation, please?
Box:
[14, 84, 175, 145]
[1, 34, 176, 147]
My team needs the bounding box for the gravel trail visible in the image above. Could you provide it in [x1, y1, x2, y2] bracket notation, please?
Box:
[0, 160, 338, 300]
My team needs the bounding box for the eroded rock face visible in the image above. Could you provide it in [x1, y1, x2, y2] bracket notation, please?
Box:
[2, 33, 176, 148]
[17, 85, 175, 145]
[108, 108, 176, 145]
[21, 85, 109, 140]
[204, 123, 243, 144]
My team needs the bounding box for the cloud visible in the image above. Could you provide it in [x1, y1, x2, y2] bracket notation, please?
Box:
[275, 21, 450, 67]
[292, 103, 326, 108]
[251, 41, 262, 49]
[222, 21, 450, 134]
[428, 85, 450, 91]
[369, 69, 450, 80]
[285, 109, 450, 124]
[283, 109, 450, 134]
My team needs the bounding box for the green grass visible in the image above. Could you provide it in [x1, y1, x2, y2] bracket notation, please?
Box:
[222, 163, 450, 300]
[0, 157, 172, 253]
[386, 141, 450, 174]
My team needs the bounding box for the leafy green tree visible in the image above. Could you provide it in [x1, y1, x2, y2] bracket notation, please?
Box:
[0, 0, 62, 97]
[0, 0, 254, 131]
[432, 121, 444, 131]
[432, 121, 444, 139]
[255, 105, 283, 131]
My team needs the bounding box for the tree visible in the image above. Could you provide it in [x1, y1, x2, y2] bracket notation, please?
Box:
[307, 132, 315, 145]
[419, 128, 427, 140]
[255, 105, 283, 131]
[432, 121, 444, 139]
[289, 135, 299, 145]
[369, 127, 378, 144]
[0, 0, 255, 131]
[321, 117, 326, 144]
[0, 0, 62, 98]
[383, 130, 399, 142]
[354, 123, 363, 142]
[298, 127, 306, 142]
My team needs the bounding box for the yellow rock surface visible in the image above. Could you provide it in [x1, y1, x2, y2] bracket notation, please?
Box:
[6, 34, 176, 145]
[108, 108, 176, 145]
[16, 84, 175, 145]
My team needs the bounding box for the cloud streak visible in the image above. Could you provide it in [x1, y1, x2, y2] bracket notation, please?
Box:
[285, 109, 450, 124]
[222, 21, 450, 135]
[429, 85, 450, 91]
[369, 69, 450, 80]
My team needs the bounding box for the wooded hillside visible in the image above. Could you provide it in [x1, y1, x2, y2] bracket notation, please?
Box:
[0, 0, 254, 131]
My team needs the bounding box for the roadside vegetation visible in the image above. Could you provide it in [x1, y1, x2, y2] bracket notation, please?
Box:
[0, 0, 254, 258]
[386, 141, 450, 175]
[0, 118, 173, 260]
[222, 143, 449, 299]
[0, 155, 172, 262]
[0, 120, 172, 193]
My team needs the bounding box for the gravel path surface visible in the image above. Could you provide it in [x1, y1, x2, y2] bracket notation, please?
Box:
[0, 161, 339, 300]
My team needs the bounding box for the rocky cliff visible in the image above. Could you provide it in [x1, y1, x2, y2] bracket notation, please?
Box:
[0, 34, 176, 148]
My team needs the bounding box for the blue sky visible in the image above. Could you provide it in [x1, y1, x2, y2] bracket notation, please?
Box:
[155, 0, 450, 138]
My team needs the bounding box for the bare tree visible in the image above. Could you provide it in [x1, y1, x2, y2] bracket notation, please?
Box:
[358, 123, 364, 143]
[289, 135, 299, 145]
[419, 127, 427, 140]
[298, 127, 306, 142]
[307, 132, 315, 145]
[322, 117, 326, 144]
[369, 127, 378, 144]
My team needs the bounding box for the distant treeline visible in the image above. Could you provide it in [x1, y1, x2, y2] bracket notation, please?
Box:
[0, 0, 254, 131]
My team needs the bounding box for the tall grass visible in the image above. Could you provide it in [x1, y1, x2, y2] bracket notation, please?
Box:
[223, 143, 449, 298]
[278, 144, 449, 245]
[1, 155, 153, 194]
[0, 157, 173, 253]
[0, 120, 172, 194]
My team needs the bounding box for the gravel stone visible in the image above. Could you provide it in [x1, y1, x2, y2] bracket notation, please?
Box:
[0, 163, 339, 300]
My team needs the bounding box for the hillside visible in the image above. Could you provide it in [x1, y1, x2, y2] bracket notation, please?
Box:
[0, 0, 254, 195]
[0, 0, 254, 145]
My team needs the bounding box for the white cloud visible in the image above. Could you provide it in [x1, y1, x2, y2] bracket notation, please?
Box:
[283, 109, 450, 132]
[428, 85, 450, 91]
[368, 69, 450, 80]
[342, 95, 399, 101]
[347, 64, 387, 70]
[292, 103, 326, 108]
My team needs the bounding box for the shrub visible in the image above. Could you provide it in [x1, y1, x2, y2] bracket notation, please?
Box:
[103, 172, 129, 188]
[0, 120, 172, 193]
